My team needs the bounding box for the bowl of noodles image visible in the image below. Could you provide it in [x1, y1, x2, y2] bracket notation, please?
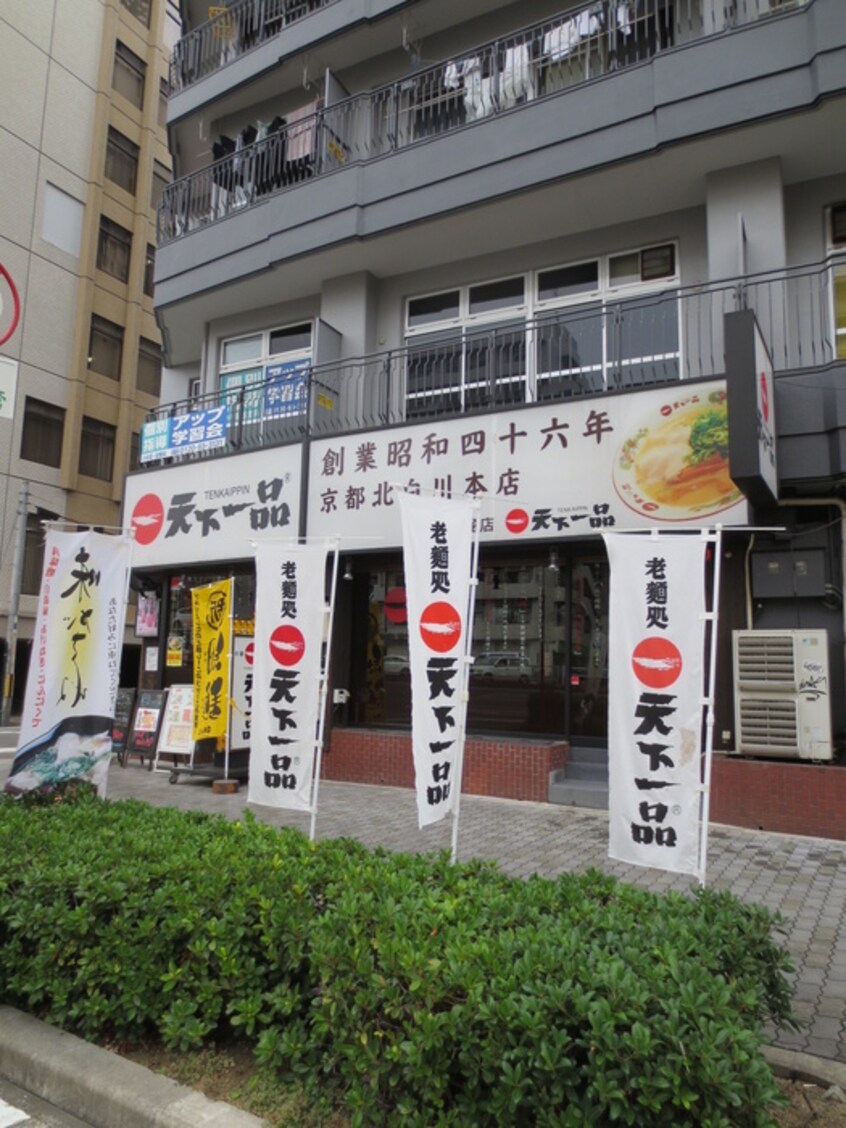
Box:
[612, 392, 742, 520]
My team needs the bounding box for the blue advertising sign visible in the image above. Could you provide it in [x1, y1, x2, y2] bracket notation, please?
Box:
[264, 359, 310, 418]
[140, 405, 229, 462]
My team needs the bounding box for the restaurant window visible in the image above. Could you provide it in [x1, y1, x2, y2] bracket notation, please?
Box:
[137, 337, 162, 396]
[113, 41, 146, 109]
[88, 315, 124, 380]
[20, 397, 64, 467]
[79, 416, 117, 481]
[104, 127, 139, 194]
[97, 215, 132, 282]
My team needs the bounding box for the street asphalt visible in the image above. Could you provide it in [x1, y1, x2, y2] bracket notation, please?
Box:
[1, 731, 846, 1126]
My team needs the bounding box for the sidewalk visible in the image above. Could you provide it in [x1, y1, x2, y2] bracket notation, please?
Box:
[1, 750, 845, 1126]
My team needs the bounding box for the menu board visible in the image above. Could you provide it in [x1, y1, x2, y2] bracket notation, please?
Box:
[111, 688, 136, 760]
[126, 690, 167, 758]
[156, 685, 195, 759]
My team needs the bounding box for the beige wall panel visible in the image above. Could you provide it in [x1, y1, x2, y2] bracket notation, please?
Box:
[19, 256, 79, 379]
[33, 156, 90, 270]
[0, 22, 49, 147]
[0, 131, 38, 244]
[1, 0, 55, 49]
[51, 0, 104, 87]
[41, 64, 97, 181]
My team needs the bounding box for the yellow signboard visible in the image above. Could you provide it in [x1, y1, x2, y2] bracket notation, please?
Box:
[191, 579, 232, 741]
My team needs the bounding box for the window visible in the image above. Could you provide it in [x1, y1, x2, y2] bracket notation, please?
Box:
[143, 243, 155, 297]
[137, 337, 162, 396]
[113, 41, 146, 109]
[829, 204, 846, 360]
[405, 243, 679, 417]
[151, 161, 170, 211]
[158, 78, 168, 129]
[42, 183, 84, 256]
[97, 215, 132, 282]
[88, 315, 124, 380]
[269, 324, 312, 354]
[129, 431, 141, 472]
[79, 416, 116, 481]
[21, 509, 59, 596]
[105, 127, 139, 194]
[119, 0, 151, 25]
[219, 324, 314, 429]
[20, 398, 65, 467]
[222, 334, 262, 367]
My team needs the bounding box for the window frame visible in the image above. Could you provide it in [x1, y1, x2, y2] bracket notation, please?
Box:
[20, 397, 65, 468]
[78, 415, 117, 481]
[97, 214, 133, 282]
[88, 315, 125, 380]
[112, 40, 146, 110]
[137, 336, 163, 397]
[104, 126, 139, 194]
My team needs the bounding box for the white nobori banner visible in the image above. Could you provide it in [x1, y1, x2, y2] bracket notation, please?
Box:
[399, 491, 475, 829]
[249, 542, 328, 811]
[4, 529, 132, 798]
[604, 533, 707, 876]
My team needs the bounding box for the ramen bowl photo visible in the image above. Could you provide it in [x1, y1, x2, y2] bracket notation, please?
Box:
[612, 391, 742, 520]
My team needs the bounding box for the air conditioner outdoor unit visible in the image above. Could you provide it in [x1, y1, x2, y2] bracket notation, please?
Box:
[732, 629, 833, 760]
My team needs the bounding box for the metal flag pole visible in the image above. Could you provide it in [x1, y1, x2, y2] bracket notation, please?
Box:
[224, 575, 234, 782]
[309, 540, 340, 842]
[697, 525, 723, 888]
[450, 501, 481, 864]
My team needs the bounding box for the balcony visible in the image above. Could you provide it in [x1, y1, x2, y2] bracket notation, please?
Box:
[159, 0, 810, 245]
[140, 261, 841, 466]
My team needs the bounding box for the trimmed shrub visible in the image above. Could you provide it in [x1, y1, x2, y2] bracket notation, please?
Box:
[0, 791, 795, 1125]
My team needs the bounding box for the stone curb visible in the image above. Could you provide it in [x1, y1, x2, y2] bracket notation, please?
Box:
[763, 1044, 846, 1091]
[0, 1007, 268, 1128]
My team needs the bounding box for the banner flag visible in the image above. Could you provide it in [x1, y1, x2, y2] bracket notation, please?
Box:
[603, 533, 707, 876]
[249, 542, 327, 811]
[191, 579, 232, 742]
[4, 529, 131, 797]
[399, 491, 475, 829]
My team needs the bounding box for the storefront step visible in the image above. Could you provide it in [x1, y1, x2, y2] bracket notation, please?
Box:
[548, 748, 609, 809]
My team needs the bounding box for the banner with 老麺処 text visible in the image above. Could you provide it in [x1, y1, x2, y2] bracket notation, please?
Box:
[249, 543, 327, 811]
[191, 579, 232, 743]
[603, 533, 707, 876]
[3, 529, 131, 797]
[400, 491, 475, 829]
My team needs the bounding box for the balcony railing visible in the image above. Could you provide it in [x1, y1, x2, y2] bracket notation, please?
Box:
[140, 261, 839, 466]
[169, 0, 339, 94]
[160, 0, 807, 243]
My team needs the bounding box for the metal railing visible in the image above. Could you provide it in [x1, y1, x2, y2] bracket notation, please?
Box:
[169, 0, 340, 93]
[141, 260, 839, 466]
[160, 0, 807, 243]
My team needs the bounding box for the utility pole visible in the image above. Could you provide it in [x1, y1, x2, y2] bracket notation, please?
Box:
[1, 481, 28, 726]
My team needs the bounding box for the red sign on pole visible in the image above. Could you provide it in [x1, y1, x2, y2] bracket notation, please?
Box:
[0, 264, 21, 347]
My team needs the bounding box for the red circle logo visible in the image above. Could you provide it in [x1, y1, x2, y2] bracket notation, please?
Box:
[384, 586, 407, 624]
[269, 625, 305, 667]
[244, 642, 254, 666]
[631, 637, 683, 689]
[0, 263, 21, 347]
[419, 601, 462, 653]
[505, 508, 529, 535]
[131, 493, 165, 545]
[760, 370, 769, 423]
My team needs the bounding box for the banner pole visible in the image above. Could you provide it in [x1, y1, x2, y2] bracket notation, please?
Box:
[698, 526, 723, 888]
[450, 503, 481, 864]
[224, 575, 234, 781]
[309, 541, 339, 842]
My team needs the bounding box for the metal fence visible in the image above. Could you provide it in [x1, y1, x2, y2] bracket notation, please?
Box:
[160, 0, 807, 243]
[140, 260, 838, 465]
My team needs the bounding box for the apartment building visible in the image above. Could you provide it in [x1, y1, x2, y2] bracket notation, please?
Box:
[0, 0, 179, 716]
[128, 0, 846, 829]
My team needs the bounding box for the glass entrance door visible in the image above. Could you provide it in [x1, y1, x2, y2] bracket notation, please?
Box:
[567, 557, 609, 742]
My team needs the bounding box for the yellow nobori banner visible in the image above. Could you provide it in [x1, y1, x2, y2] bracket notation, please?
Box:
[191, 579, 232, 742]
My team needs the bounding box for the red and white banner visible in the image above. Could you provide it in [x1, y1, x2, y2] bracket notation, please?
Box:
[4, 529, 131, 797]
[603, 533, 707, 876]
[248, 543, 327, 811]
[399, 492, 475, 828]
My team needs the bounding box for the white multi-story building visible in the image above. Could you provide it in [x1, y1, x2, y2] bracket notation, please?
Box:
[128, 0, 846, 827]
[0, 0, 178, 718]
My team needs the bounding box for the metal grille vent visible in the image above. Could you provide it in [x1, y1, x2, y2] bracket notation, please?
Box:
[735, 633, 796, 687]
[737, 696, 799, 751]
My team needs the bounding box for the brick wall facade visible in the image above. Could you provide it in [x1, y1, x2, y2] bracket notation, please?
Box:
[324, 727, 568, 803]
[710, 755, 846, 841]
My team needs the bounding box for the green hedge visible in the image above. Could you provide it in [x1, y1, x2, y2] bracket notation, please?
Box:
[0, 791, 796, 1126]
